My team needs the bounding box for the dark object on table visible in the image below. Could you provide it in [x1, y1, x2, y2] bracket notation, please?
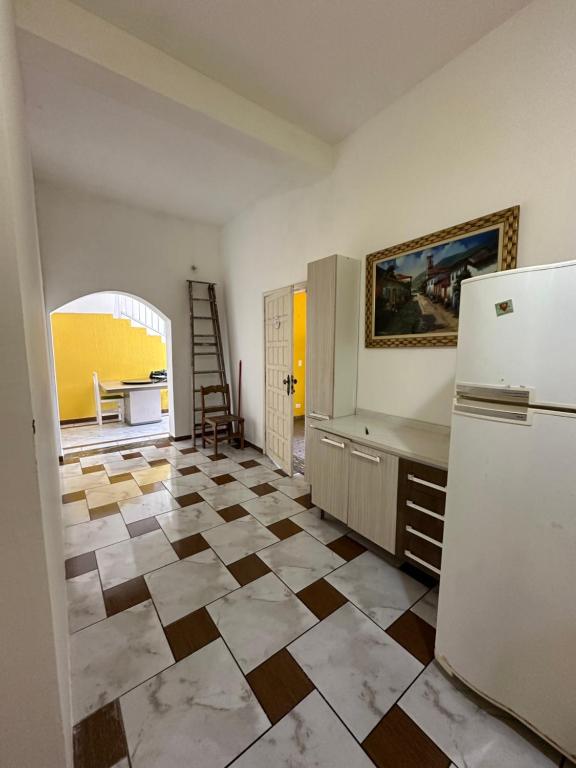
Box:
[149, 369, 167, 382]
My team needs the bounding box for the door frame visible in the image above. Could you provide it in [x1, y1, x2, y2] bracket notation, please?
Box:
[262, 281, 306, 474]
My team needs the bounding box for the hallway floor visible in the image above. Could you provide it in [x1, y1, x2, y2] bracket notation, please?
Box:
[61, 415, 170, 451]
[62, 438, 567, 768]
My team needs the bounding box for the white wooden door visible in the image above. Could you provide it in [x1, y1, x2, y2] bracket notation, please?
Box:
[264, 287, 293, 474]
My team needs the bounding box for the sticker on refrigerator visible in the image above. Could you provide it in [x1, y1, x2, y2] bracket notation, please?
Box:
[495, 300, 514, 316]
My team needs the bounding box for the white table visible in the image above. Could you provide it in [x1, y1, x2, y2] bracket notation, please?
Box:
[100, 380, 167, 425]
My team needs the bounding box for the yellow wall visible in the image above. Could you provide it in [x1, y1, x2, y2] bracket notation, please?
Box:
[293, 291, 306, 416]
[51, 313, 168, 421]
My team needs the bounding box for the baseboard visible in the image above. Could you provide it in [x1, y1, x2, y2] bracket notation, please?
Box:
[170, 434, 192, 442]
[244, 439, 263, 454]
[60, 415, 117, 426]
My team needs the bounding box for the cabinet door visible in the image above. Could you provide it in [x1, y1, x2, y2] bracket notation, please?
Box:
[347, 443, 398, 553]
[308, 428, 349, 523]
[306, 256, 336, 419]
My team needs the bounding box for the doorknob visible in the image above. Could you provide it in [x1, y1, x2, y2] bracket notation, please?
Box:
[291, 376, 298, 394]
[282, 376, 291, 395]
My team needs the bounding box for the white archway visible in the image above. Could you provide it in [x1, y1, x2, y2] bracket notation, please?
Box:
[48, 290, 175, 456]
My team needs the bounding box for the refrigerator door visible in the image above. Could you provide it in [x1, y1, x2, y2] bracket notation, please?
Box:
[436, 406, 576, 760]
[456, 260, 576, 409]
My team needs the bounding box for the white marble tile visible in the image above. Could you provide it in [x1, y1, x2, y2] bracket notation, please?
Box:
[71, 600, 173, 723]
[156, 502, 224, 542]
[79, 451, 122, 468]
[62, 470, 110, 495]
[241, 491, 304, 525]
[96, 530, 178, 589]
[161, 473, 215, 496]
[290, 507, 349, 544]
[207, 573, 317, 673]
[231, 465, 280, 487]
[111, 760, 130, 768]
[66, 570, 106, 633]
[104, 458, 150, 476]
[325, 551, 428, 629]
[253, 454, 278, 469]
[230, 691, 374, 768]
[85, 479, 142, 509]
[64, 514, 130, 558]
[166, 452, 211, 469]
[199, 458, 244, 478]
[61, 498, 90, 527]
[199, 481, 256, 511]
[203, 516, 278, 565]
[400, 662, 559, 768]
[140, 445, 183, 461]
[257, 531, 345, 592]
[411, 586, 439, 628]
[119, 490, 180, 524]
[60, 462, 83, 478]
[121, 638, 269, 768]
[220, 446, 262, 461]
[270, 475, 311, 499]
[131, 465, 180, 486]
[145, 549, 239, 625]
[168, 439, 196, 450]
[289, 602, 422, 740]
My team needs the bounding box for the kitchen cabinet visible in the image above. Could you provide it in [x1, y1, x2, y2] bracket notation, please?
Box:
[347, 442, 399, 553]
[308, 427, 349, 524]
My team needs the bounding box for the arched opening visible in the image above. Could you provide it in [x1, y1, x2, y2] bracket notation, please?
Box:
[49, 291, 175, 454]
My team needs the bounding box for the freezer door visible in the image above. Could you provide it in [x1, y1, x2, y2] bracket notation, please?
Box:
[436, 407, 576, 758]
[456, 261, 576, 409]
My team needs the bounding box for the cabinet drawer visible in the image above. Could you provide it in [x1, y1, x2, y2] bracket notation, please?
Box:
[404, 532, 442, 575]
[401, 459, 448, 491]
[403, 504, 444, 542]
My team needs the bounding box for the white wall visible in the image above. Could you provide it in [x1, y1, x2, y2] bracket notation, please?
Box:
[222, 0, 576, 444]
[35, 181, 222, 438]
[0, 1, 70, 765]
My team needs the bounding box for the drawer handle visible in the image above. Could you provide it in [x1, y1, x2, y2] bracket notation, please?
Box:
[309, 412, 330, 421]
[406, 525, 443, 548]
[407, 474, 447, 493]
[321, 437, 345, 449]
[406, 500, 444, 521]
[351, 450, 380, 463]
[405, 550, 441, 576]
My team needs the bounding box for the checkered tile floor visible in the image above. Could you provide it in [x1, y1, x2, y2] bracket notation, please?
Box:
[62, 438, 567, 768]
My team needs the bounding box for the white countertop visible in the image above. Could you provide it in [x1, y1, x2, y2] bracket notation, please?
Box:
[100, 380, 168, 393]
[311, 410, 450, 469]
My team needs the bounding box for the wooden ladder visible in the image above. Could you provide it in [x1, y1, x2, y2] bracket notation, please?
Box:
[188, 281, 229, 443]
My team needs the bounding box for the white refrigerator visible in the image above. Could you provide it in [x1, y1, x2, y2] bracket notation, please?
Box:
[436, 259, 576, 762]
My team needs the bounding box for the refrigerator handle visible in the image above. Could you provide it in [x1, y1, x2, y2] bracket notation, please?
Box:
[454, 399, 531, 424]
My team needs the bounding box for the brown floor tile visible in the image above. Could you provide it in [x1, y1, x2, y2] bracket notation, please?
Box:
[141, 481, 166, 494]
[127, 517, 161, 538]
[63, 457, 80, 465]
[62, 490, 86, 504]
[275, 468, 289, 477]
[363, 705, 450, 768]
[149, 458, 170, 467]
[327, 535, 367, 561]
[294, 493, 314, 509]
[110, 473, 133, 484]
[65, 551, 97, 579]
[89, 502, 120, 520]
[217, 504, 248, 522]
[82, 464, 105, 474]
[179, 447, 198, 455]
[239, 459, 259, 469]
[103, 576, 151, 617]
[179, 465, 201, 476]
[297, 578, 348, 620]
[73, 699, 128, 768]
[123, 452, 142, 459]
[164, 607, 220, 662]
[208, 452, 228, 461]
[246, 649, 315, 724]
[251, 482, 276, 496]
[175, 491, 204, 507]
[227, 554, 270, 586]
[213, 473, 235, 485]
[155, 438, 172, 447]
[171, 533, 210, 559]
[386, 611, 436, 665]
[267, 519, 301, 540]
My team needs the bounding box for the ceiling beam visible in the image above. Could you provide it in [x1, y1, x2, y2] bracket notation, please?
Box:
[15, 0, 334, 173]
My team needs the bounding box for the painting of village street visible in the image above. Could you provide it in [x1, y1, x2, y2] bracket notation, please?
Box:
[370, 226, 502, 343]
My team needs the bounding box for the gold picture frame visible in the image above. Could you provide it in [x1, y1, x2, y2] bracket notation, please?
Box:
[365, 206, 519, 348]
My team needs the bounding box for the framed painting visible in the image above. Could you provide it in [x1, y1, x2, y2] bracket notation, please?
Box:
[365, 206, 519, 348]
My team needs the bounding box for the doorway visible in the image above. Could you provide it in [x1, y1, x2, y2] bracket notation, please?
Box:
[292, 288, 306, 474]
[49, 292, 173, 453]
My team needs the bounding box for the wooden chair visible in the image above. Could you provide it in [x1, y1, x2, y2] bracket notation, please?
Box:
[200, 384, 244, 456]
[93, 372, 124, 426]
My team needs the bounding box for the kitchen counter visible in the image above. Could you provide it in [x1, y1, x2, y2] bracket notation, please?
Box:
[311, 410, 450, 469]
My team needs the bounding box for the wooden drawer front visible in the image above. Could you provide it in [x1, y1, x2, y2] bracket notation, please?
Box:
[404, 531, 442, 574]
[400, 459, 448, 490]
[405, 485, 446, 516]
[309, 429, 349, 523]
[404, 505, 444, 542]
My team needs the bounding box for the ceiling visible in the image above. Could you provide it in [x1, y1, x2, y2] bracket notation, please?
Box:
[68, 0, 530, 143]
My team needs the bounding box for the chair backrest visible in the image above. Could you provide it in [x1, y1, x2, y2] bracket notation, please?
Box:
[200, 384, 231, 416]
[92, 372, 102, 423]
